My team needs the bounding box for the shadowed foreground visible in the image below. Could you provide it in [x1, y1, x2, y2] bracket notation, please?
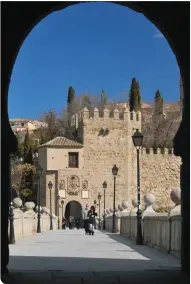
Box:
[2, 229, 188, 283]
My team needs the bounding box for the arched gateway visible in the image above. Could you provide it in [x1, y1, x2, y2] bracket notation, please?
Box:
[65, 201, 82, 220]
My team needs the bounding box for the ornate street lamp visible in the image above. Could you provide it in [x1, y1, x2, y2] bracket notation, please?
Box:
[61, 200, 64, 229]
[132, 128, 144, 245]
[112, 164, 118, 233]
[48, 181, 53, 230]
[98, 192, 101, 229]
[56, 195, 60, 230]
[102, 181, 107, 230]
[36, 164, 43, 233]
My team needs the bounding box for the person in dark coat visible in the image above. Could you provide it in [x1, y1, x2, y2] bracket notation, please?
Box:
[62, 216, 66, 230]
[82, 204, 89, 234]
[87, 206, 97, 235]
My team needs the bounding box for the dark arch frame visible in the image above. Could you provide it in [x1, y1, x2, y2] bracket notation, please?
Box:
[2, 2, 190, 277]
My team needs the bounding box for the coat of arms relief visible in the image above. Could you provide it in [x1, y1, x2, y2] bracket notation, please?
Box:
[59, 180, 65, 190]
[82, 180, 88, 190]
[67, 175, 80, 195]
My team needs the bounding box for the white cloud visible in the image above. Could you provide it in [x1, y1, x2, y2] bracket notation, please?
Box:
[153, 31, 164, 39]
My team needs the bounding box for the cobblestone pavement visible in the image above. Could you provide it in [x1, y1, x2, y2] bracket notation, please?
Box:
[3, 229, 187, 283]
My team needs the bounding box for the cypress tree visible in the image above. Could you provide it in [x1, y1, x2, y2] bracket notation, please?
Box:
[24, 146, 33, 165]
[23, 130, 34, 192]
[154, 89, 163, 115]
[129, 78, 141, 112]
[23, 130, 31, 163]
[67, 86, 75, 116]
[83, 95, 91, 108]
[101, 90, 107, 106]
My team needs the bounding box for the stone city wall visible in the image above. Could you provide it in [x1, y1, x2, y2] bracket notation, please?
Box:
[141, 148, 181, 208]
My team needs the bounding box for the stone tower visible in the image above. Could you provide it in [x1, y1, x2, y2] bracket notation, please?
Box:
[71, 107, 142, 205]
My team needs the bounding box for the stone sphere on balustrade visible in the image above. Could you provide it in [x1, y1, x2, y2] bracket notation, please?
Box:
[152, 203, 157, 210]
[118, 204, 123, 211]
[122, 201, 129, 209]
[42, 207, 50, 214]
[170, 188, 181, 205]
[132, 198, 138, 208]
[30, 202, 35, 209]
[12, 197, 22, 208]
[114, 206, 118, 212]
[52, 214, 58, 220]
[24, 202, 35, 211]
[109, 208, 114, 213]
[35, 205, 42, 213]
[144, 193, 156, 206]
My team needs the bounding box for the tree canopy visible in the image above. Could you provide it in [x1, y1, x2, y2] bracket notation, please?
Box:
[129, 77, 141, 112]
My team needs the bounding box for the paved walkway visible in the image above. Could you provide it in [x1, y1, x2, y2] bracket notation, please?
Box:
[4, 229, 188, 283]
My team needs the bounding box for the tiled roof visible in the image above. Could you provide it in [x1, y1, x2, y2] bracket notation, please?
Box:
[39, 136, 83, 148]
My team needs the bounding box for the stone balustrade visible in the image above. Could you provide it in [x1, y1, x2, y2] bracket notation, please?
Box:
[9, 198, 58, 241]
[104, 188, 181, 258]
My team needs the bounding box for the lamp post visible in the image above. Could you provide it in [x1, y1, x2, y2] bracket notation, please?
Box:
[36, 164, 43, 233]
[102, 181, 107, 230]
[48, 181, 53, 230]
[61, 200, 64, 229]
[112, 164, 118, 233]
[132, 128, 144, 245]
[56, 195, 60, 230]
[98, 193, 101, 229]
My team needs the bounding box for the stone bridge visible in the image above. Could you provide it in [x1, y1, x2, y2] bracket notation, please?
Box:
[5, 229, 186, 284]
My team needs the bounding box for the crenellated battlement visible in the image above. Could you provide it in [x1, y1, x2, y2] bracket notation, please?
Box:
[71, 107, 142, 128]
[141, 148, 174, 155]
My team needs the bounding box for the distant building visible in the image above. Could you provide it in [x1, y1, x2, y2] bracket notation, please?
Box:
[9, 118, 47, 134]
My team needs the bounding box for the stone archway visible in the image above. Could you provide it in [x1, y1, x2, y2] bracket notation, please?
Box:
[2, 2, 190, 276]
[65, 200, 82, 221]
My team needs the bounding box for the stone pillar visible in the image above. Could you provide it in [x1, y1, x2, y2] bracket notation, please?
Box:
[83, 107, 89, 119]
[123, 108, 130, 120]
[93, 108, 99, 119]
[103, 108, 109, 118]
[113, 109, 119, 120]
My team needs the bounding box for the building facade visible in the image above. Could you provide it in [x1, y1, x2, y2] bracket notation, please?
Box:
[38, 107, 181, 219]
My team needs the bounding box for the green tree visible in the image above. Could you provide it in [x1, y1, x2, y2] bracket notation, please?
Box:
[11, 134, 24, 160]
[154, 89, 164, 115]
[129, 78, 141, 112]
[11, 163, 36, 200]
[23, 130, 33, 164]
[67, 86, 75, 116]
[101, 90, 107, 106]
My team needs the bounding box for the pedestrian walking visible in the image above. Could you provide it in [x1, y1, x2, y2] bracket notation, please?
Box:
[62, 216, 66, 230]
[87, 206, 97, 236]
[82, 204, 89, 234]
[69, 216, 73, 229]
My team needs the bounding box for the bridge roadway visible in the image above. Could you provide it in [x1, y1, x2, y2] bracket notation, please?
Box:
[4, 229, 188, 283]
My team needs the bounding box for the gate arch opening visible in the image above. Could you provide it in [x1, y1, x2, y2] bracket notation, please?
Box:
[65, 200, 82, 221]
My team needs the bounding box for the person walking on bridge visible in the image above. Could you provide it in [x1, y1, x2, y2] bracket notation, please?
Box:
[82, 204, 89, 234]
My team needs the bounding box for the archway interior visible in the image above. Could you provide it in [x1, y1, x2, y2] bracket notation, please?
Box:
[65, 201, 82, 221]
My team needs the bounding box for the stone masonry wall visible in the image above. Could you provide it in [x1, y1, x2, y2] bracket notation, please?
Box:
[141, 148, 181, 208]
[39, 107, 181, 216]
[79, 108, 141, 213]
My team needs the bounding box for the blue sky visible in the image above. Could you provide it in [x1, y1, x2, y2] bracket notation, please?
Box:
[8, 2, 180, 119]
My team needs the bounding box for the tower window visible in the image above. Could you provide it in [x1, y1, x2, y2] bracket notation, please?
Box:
[68, 152, 79, 168]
